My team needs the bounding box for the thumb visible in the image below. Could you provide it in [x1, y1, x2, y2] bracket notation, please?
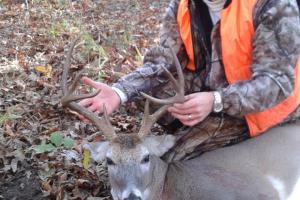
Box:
[81, 77, 100, 89]
[185, 93, 195, 101]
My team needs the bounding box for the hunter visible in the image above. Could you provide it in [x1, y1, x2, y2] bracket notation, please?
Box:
[79, 0, 300, 160]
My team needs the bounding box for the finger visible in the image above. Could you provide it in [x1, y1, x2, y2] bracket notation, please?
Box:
[185, 93, 197, 100]
[180, 115, 207, 126]
[82, 117, 91, 124]
[171, 112, 202, 122]
[81, 77, 100, 89]
[87, 104, 99, 113]
[77, 114, 91, 124]
[105, 107, 113, 116]
[168, 106, 198, 115]
[78, 98, 93, 107]
[173, 98, 198, 110]
[78, 114, 86, 121]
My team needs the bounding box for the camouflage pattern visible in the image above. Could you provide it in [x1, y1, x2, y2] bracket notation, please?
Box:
[112, 0, 300, 160]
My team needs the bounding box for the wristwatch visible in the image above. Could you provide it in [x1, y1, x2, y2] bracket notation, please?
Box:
[212, 91, 223, 113]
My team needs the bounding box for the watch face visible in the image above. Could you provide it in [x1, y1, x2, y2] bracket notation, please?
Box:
[213, 92, 223, 113]
[214, 103, 223, 113]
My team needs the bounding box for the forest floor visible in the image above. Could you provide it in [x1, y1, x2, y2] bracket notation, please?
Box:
[0, 0, 168, 199]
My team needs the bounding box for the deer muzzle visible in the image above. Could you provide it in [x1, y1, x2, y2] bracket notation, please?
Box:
[123, 192, 142, 200]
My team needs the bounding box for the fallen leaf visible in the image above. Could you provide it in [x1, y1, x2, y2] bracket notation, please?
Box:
[34, 65, 52, 78]
[63, 137, 75, 149]
[62, 150, 80, 161]
[50, 132, 63, 147]
[34, 143, 56, 154]
[83, 149, 90, 169]
[35, 65, 47, 73]
[41, 180, 52, 192]
[10, 158, 19, 173]
[4, 124, 16, 137]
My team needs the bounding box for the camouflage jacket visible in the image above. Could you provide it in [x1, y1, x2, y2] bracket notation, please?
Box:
[112, 0, 300, 119]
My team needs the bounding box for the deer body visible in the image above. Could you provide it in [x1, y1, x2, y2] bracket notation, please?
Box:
[160, 122, 300, 200]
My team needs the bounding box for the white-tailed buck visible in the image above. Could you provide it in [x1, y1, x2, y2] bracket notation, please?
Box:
[62, 39, 300, 200]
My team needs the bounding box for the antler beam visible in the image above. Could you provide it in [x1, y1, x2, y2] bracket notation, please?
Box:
[61, 37, 117, 140]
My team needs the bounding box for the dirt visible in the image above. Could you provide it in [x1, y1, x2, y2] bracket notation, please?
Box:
[0, 170, 44, 200]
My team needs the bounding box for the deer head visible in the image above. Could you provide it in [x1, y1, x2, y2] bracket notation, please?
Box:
[61, 38, 185, 200]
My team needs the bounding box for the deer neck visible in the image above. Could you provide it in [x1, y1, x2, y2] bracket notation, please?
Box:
[146, 156, 168, 200]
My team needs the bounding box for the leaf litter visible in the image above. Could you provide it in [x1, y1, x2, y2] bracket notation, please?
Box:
[0, 0, 168, 199]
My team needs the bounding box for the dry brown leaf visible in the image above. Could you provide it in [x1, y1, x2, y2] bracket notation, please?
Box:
[41, 180, 52, 193]
[4, 124, 16, 137]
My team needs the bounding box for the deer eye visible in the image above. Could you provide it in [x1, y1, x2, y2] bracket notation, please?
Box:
[141, 155, 150, 164]
[106, 157, 115, 165]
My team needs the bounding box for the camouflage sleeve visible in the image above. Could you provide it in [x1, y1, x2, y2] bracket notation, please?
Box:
[112, 0, 188, 102]
[221, 0, 300, 117]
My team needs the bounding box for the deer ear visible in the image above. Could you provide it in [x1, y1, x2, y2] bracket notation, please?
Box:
[143, 135, 176, 157]
[83, 141, 110, 162]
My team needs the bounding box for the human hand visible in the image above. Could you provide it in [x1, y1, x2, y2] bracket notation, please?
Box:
[167, 92, 214, 126]
[78, 77, 121, 120]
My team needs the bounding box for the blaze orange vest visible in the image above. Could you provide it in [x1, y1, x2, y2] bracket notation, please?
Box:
[177, 0, 300, 137]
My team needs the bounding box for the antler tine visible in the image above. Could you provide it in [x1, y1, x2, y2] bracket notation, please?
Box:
[138, 100, 169, 138]
[138, 42, 185, 138]
[141, 41, 185, 105]
[62, 37, 80, 96]
[169, 42, 185, 96]
[61, 89, 101, 106]
[68, 70, 84, 95]
[61, 37, 117, 140]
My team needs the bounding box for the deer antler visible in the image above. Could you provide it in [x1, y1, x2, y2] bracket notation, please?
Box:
[138, 42, 185, 138]
[140, 43, 185, 105]
[61, 37, 117, 140]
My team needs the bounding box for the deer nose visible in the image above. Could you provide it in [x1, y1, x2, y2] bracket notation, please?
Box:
[124, 192, 142, 200]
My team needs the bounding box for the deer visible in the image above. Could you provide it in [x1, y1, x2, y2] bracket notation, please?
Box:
[61, 38, 300, 200]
